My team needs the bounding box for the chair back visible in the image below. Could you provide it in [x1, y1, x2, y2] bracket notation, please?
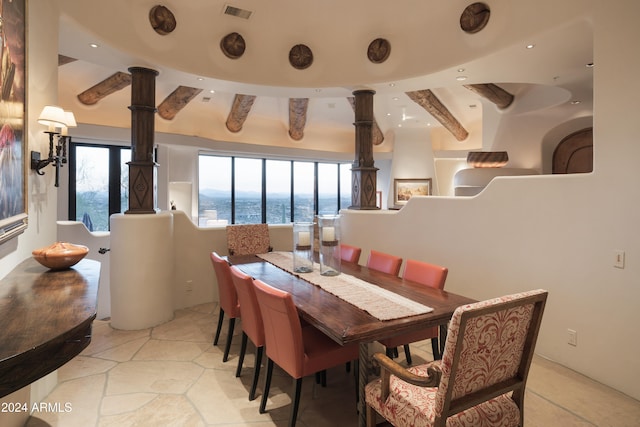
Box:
[434, 289, 547, 424]
[230, 266, 265, 346]
[226, 223, 271, 255]
[340, 243, 362, 264]
[210, 252, 240, 317]
[367, 250, 402, 276]
[252, 278, 304, 378]
[402, 259, 448, 289]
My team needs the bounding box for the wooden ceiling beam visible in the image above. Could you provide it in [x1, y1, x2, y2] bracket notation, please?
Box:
[347, 97, 384, 145]
[289, 98, 309, 141]
[406, 89, 468, 141]
[463, 83, 514, 109]
[157, 86, 203, 120]
[77, 71, 132, 105]
[226, 94, 256, 133]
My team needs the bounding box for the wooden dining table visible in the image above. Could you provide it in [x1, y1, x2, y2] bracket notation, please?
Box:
[228, 254, 476, 427]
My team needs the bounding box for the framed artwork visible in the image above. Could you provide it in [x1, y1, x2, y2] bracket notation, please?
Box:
[0, 0, 27, 244]
[394, 178, 432, 206]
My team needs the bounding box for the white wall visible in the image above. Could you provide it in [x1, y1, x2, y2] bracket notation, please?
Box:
[341, 1, 640, 401]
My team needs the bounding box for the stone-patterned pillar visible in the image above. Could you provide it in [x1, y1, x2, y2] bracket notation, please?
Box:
[126, 66, 159, 214]
[350, 89, 379, 210]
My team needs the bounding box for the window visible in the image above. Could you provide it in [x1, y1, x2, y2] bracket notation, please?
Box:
[266, 160, 292, 224]
[198, 155, 232, 226]
[293, 161, 314, 222]
[69, 143, 131, 231]
[198, 154, 351, 225]
[234, 158, 263, 224]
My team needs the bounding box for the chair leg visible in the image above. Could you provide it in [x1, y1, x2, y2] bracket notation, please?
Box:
[289, 378, 303, 427]
[403, 344, 413, 365]
[431, 337, 440, 360]
[213, 308, 225, 345]
[249, 346, 263, 401]
[236, 332, 248, 377]
[260, 358, 274, 414]
[223, 317, 236, 362]
[366, 403, 378, 427]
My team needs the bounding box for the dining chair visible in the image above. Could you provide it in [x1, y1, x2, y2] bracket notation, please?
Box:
[365, 289, 548, 427]
[367, 249, 403, 276]
[229, 266, 265, 401]
[210, 252, 241, 362]
[252, 278, 360, 427]
[340, 243, 362, 264]
[226, 223, 272, 255]
[379, 259, 448, 364]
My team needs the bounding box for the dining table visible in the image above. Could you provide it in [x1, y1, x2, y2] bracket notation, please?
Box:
[228, 252, 476, 427]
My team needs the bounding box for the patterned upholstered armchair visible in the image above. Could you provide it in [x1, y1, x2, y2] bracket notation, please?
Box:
[365, 289, 548, 427]
[226, 223, 272, 256]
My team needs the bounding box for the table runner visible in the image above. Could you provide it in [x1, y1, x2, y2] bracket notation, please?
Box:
[257, 252, 433, 321]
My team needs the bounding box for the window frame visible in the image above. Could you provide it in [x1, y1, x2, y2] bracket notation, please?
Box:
[68, 141, 131, 230]
[199, 152, 351, 225]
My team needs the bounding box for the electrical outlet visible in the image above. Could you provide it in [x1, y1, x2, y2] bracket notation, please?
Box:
[567, 329, 577, 346]
[614, 250, 625, 269]
[185, 280, 193, 292]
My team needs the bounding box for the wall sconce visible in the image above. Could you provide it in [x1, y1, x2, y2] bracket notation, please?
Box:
[30, 105, 77, 187]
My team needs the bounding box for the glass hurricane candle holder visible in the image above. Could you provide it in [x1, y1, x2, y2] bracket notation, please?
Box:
[293, 222, 314, 273]
[318, 215, 341, 276]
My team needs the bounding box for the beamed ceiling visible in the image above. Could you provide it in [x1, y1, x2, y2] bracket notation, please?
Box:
[55, 0, 594, 154]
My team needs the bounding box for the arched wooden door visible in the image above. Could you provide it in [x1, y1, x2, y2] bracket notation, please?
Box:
[552, 128, 593, 174]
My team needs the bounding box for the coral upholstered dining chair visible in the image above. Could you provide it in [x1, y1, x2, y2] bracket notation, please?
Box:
[367, 250, 403, 276]
[210, 252, 240, 362]
[230, 266, 265, 401]
[340, 243, 362, 264]
[252, 278, 360, 427]
[365, 289, 548, 427]
[226, 223, 272, 255]
[379, 259, 449, 364]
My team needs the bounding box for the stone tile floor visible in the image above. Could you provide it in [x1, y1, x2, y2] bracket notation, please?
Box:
[25, 303, 640, 426]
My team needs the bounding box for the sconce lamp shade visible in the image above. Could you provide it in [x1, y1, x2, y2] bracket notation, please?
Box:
[38, 105, 67, 129]
[64, 111, 77, 128]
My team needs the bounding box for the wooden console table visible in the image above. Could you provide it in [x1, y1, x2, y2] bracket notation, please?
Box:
[0, 258, 100, 398]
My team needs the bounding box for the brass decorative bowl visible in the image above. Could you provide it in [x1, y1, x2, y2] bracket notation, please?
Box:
[32, 242, 89, 270]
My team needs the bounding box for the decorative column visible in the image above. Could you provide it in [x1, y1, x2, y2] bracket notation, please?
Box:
[350, 89, 379, 210]
[126, 66, 159, 214]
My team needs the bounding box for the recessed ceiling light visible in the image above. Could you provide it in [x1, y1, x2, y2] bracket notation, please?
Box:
[389, 83, 395, 87]
[526, 44, 536, 49]
[456, 76, 468, 81]
[89, 43, 99, 48]
[386, 113, 391, 116]
[209, 89, 215, 94]
[397, 124, 402, 128]
[457, 68, 465, 73]
[586, 63, 595, 68]
[315, 88, 322, 92]
[571, 100, 581, 105]
[392, 97, 399, 101]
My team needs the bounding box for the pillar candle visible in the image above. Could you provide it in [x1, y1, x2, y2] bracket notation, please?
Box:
[322, 227, 335, 242]
[298, 231, 310, 246]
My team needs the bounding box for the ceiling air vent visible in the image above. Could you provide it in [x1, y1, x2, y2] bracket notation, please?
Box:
[223, 5, 252, 20]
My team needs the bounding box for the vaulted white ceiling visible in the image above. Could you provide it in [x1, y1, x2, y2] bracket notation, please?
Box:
[56, 0, 594, 153]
